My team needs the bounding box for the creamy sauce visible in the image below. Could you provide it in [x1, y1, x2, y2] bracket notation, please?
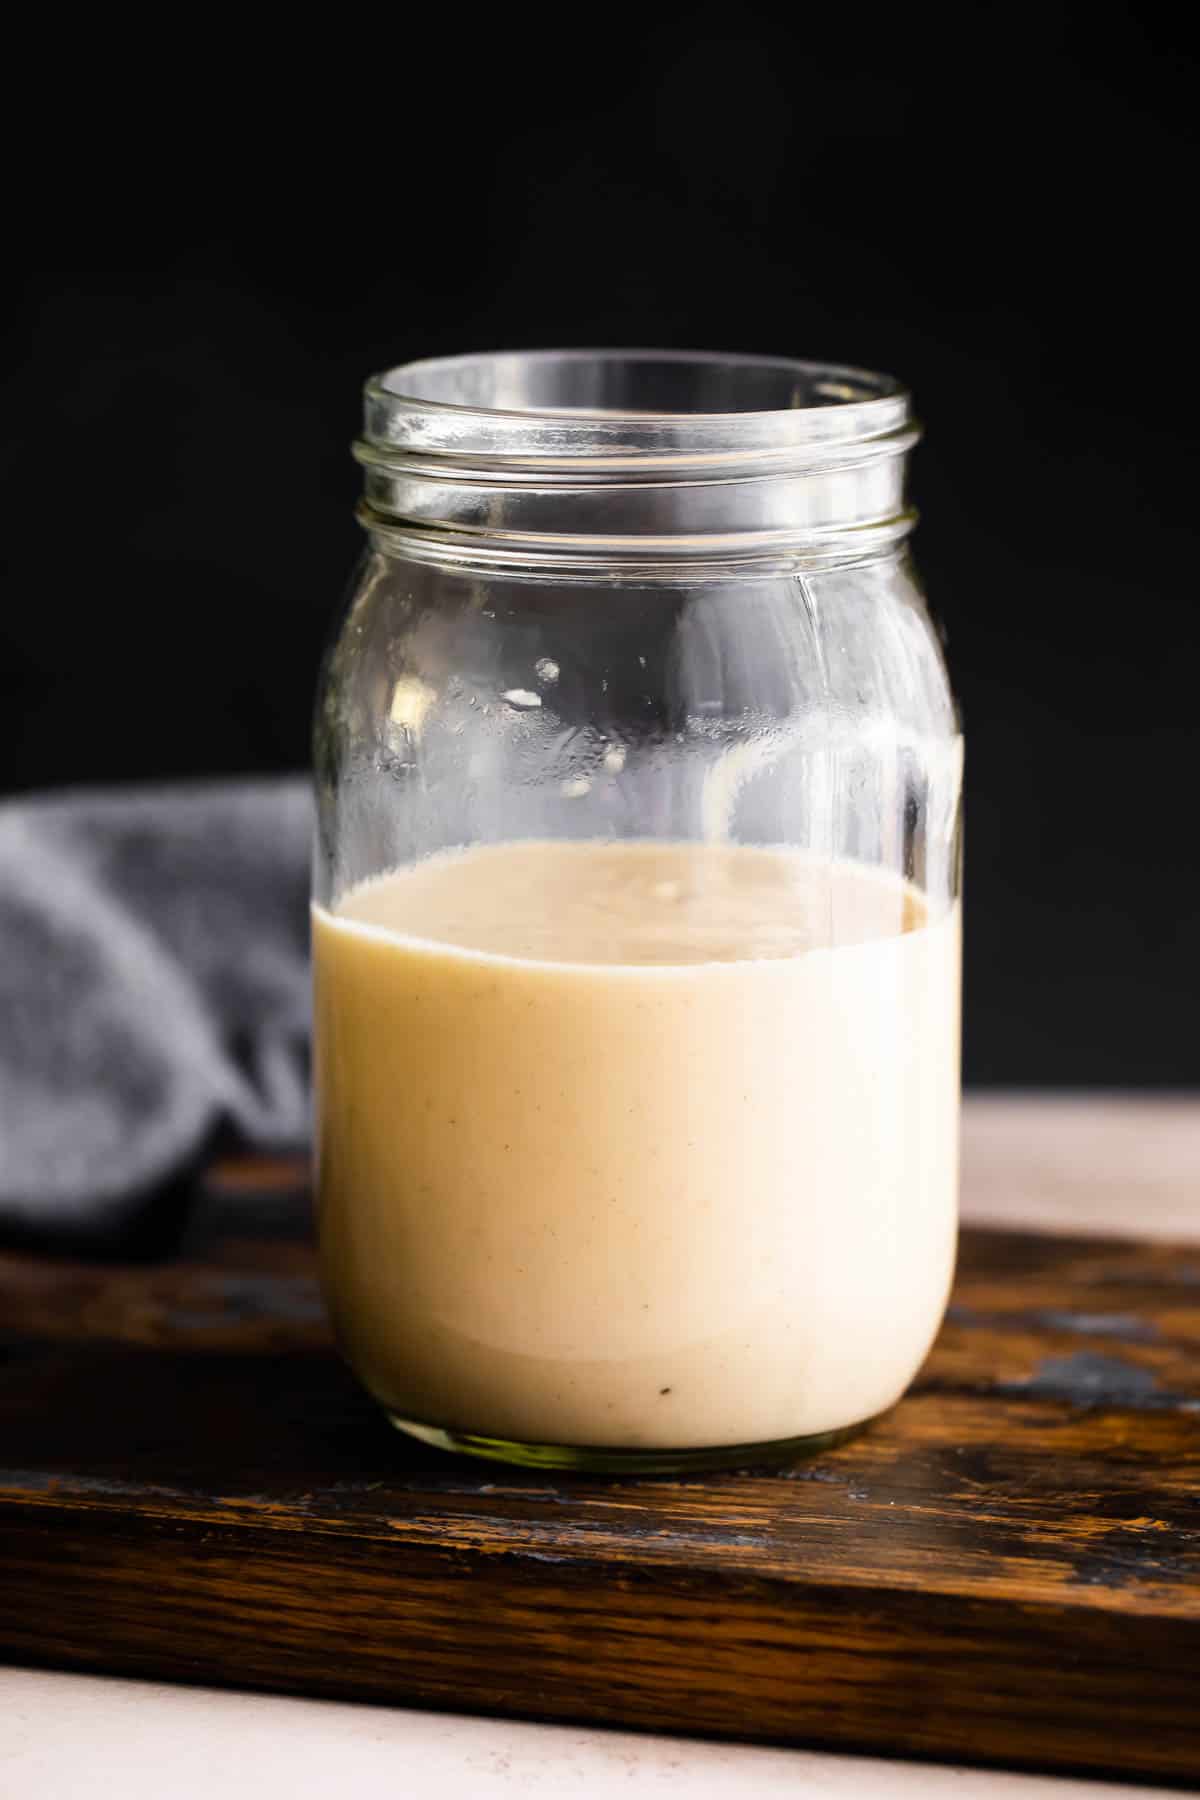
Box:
[313, 840, 960, 1449]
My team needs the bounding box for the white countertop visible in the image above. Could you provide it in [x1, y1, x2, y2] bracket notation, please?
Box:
[3, 1094, 1196, 1797]
[0, 1666, 1179, 1799]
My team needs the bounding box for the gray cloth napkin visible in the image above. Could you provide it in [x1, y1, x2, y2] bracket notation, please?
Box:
[0, 779, 312, 1238]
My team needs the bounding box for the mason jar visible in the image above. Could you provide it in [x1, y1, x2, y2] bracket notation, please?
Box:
[312, 350, 962, 1473]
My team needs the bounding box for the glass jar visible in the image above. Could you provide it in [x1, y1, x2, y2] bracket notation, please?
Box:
[312, 350, 962, 1473]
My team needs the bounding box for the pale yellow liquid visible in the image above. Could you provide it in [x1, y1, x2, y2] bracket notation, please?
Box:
[313, 841, 960, 1451]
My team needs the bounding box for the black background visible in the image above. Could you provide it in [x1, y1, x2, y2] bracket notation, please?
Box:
[4, 8, 1196, 1086]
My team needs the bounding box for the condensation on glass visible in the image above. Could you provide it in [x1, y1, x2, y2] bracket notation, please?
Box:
[313, 351, 963, 1474]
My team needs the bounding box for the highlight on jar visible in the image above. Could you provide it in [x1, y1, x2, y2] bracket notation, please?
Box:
[311, 349, 963, 1474]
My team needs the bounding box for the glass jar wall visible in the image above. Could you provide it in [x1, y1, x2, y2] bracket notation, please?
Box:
[312, 351, 962, 1472]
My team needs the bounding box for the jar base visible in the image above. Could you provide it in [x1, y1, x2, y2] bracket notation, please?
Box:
[386, 1412, 872, 1475]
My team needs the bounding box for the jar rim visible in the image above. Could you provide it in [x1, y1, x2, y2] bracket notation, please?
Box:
[357, 350, 918, 564]
[362, 349, 911, 462]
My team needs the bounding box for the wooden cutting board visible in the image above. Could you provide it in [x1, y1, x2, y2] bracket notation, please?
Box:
[1, 1152, 1198, 1785]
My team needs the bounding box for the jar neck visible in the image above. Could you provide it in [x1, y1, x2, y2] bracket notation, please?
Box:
[355, 350, 920, 572]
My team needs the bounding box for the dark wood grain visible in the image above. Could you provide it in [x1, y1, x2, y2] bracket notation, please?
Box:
[2, 1162, 1199, 1783]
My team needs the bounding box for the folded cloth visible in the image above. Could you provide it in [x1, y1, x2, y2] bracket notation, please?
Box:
[0, 779, 312, 1239]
